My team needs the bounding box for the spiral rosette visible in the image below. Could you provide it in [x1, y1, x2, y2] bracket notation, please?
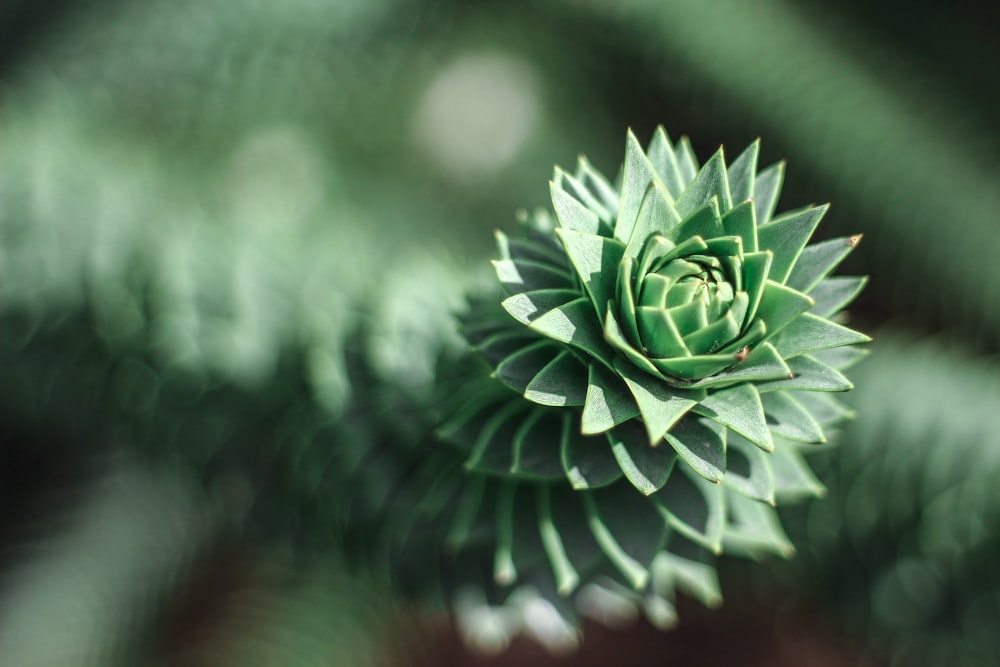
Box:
[430, 128, 870, 629]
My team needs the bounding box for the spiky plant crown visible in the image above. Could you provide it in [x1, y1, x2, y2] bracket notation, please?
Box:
[424, 127, 870, 631]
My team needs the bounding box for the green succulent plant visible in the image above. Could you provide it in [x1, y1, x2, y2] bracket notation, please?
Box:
[427, 127, 869, 630]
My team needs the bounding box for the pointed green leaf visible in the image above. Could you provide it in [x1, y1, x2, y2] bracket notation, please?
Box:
[652, 465, 725, 553]
[786, 234, 862, 293]
[555, 166, 613, 224]
[528, 297, 615, 367]
[537, 485, 581, 595]
[493, 258, 573, 294]
[646, 126, 686, 198]
[791, 390, 854, 425]
[663, 415, 727, 483]
[665, 198, 724, 245]
[812, 344, 869, 371]
[754, 280, 814, 339]
[581, 363, 641, 435]
[651, 548, 722, 608]
[523, 351, 588, 407]
[617, 258, 643, 348]
[604, 306, 665, 378]
[575, 155, 619, 213]
[722, 488, 795, 558]
[649, 353, 735, 382]
[625, 181, 681, 259]
[773, 312, 871, 359]
[724, 431, 775, 503]
[757, 354, 853, 392]
[636, 306, 690, 359]
[771, 441, 825, 502]
[741, 251, 773, 326]
[609, 420, 678, 495]
[757, 204, 828, 284]
[555, 228, 625, 319]
[808, 276, 868, 317]
[727, 139, 759, 205]
[561, 415, 623, 489]
[550, 180, 601, 234]
[721, 200, 758, 253]
[752, 161, 784, 224]
[687, 341, 791, 389]
[502, 288, 579, 325]
[476, 329, 537, 367]
[496, 228, 570, 268]
[582, 492, 650, 589]
[676, 148, 731, 217]
[676, 136, 699, 185]
[761, 391, 825, 443]
[694, 384, 773, 452]
[615, 358, 701, 444]
[616, 130, 661, 244]
[495, 341, 559, 393]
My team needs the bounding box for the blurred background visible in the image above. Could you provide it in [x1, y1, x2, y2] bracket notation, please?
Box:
[1, 0, 998, 665]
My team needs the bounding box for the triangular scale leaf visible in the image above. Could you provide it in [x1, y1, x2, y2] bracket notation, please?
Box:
[752, 161, 784, 224]
[495, 341, 560, 393]
[686, 342, 791, 389]
[652, 465, 725, 553]
[528, 297, 616, 367]
[665, 198, 724, 245]
[550, 180, 601, 234]
[663, 416, 726, 483]
[771, 440, 825, 502]
[609, 420, 678, 495]
[722, 488, 795, 558]
[524, 351, 588, 406]
[616, 130, 662, 244]
[646, 126, 686, 198]
[812, 344, 869, 371]
[792, 390, 854, 425]
[757, 354, 853, 393]
[726, 139, 759, 205]
[616, 358, 701, 444]
[555, 167, 613, 224]
[625, 181, 681, 259]
[492, 257, 573, 295]
[582, 363, 641, 435]
[754, 280, 814, 340]
[651, 547, 722, 607]
[555, 228, 625, 319]
[808, 276, 868, 317]
[760, 391, 825, 443]
[786, 235, 862, 293]
[721, 199, 758, 253]
[502, 289, 579, 325]
[773, 311, 871, 359]
[675, 136, 699, 186]
[575, 155, 620, 213]
[757, 204, 828, 284]
[675, 149, 731, 218]
[560, 416, 624, 489]
[723, 431, 775, 503]
[693, 384, 773, 452]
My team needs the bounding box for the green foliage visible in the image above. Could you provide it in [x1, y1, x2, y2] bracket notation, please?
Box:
[419, 128, 868, 630]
